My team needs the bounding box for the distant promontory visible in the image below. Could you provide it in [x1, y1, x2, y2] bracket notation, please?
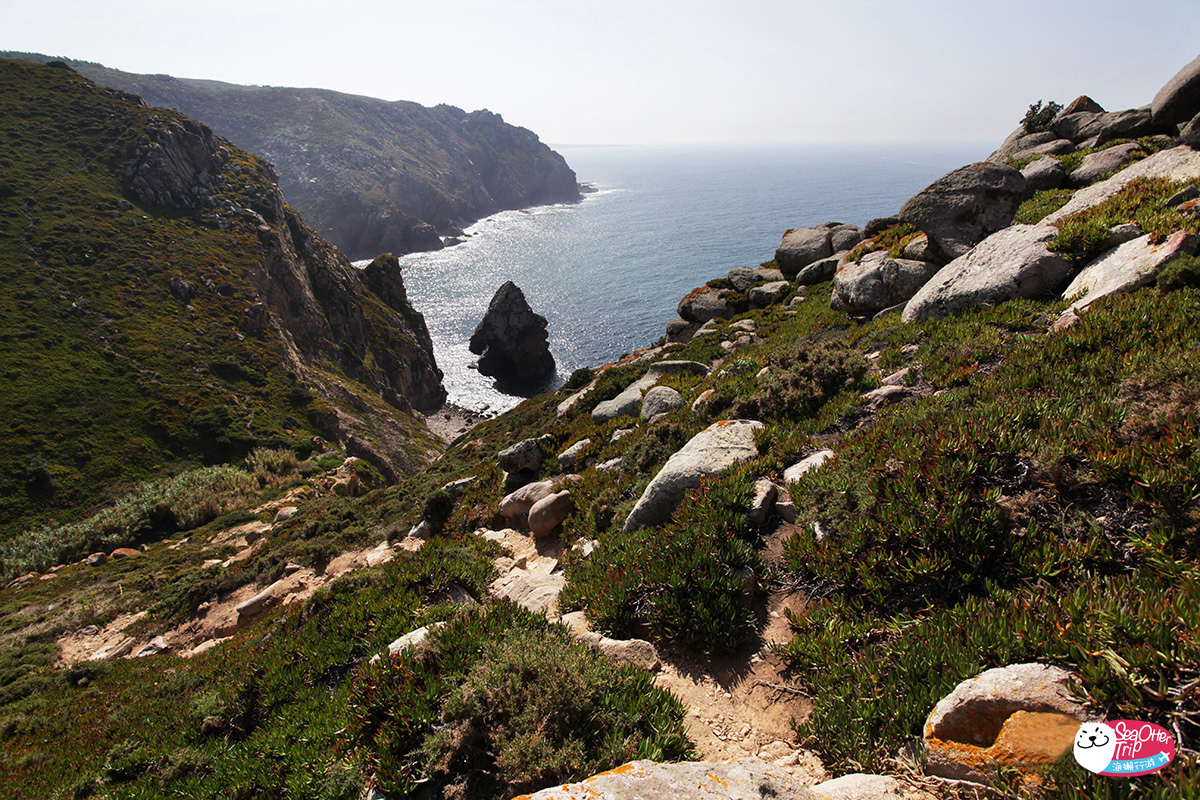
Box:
[2, 52, 581, 260]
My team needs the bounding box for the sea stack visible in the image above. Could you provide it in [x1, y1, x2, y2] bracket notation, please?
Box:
[469, 281, 556, 389]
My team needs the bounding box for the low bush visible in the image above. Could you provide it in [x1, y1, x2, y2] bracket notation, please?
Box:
[1022, 100, 1063, 134]
[346, 602, 693, 798]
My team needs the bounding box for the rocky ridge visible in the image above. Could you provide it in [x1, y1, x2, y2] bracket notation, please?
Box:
[1, 52, 582, 260]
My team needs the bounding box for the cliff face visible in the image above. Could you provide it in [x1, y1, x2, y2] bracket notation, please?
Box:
[2, 53, 581, 260]
[0, 57, 444, 538]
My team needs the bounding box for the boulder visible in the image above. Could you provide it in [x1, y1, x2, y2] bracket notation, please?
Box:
[1060, 95, 1105, 116]
[640, 386, 683, 418]
[110, 548, 140, 559]
[1069, 142, 1145, 187]
[1182, 112, 1200, 149]
[498, 480, 556, 521]
[795, 254, 842, 285]
[727, 267, 763, 291]
[557, 439, 591, 473]
[1010, 138, 1075, 162]
[517, 758, 819, 800]
[1152, 52, 1200, 125]
[1043, 146, 1200, 224]
[677, 286, 733, 323]
[749, 478, 778, 526]
[1021, 156, 1067, 192]
[902, 224, 1074, 323]
[236, 579, 287, 618]
[987, 128, 1058, 163]
[1053, 107, 1157, 145]
[371, 621, 446, 663]
[528, 490, 574, 537]
[623, 420, 764, 531]
[898, 162, 1027, 261]
[498, 438, 544, 474]
[577, 634, 662, 672]
[665, 317, 701, 343]
[900, 234, 935, 262]
[592, 361, 709, 423]
[85, 552, 108, 567]
[469, 281, 555, 387]
[775, 222, 860, 274]
[749, 280, 790, 306]
[924, 662, 1086, 782]
[784, 449, 835, 484]
[831, 252, 940, 315]
[1061, 231, 1199, 314]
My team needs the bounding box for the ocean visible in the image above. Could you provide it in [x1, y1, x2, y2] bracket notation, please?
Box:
[387, 142, 993, 415]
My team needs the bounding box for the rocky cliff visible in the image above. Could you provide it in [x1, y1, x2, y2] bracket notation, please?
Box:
[1, 52, 582, 260]
[0, 57, 444, 540]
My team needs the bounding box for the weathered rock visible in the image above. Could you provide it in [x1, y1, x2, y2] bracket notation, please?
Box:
[528, 490, 574, 537]
[1009, 138, 1075, 162]
[1152, 52, 1200, 125]
[372, 622, 446, 663]
[469, 281, 555, 387]
[1054, 107, 1157, 145]
[498, 438, 544, 474]
[498, 480, 556, 521]
[898, 162, 1026, 261]
[749, 280, 790, 306]
[592, 361, 709, 423]
[902, 224, 1074, 323]
[1182, 112, 1200, 149]
[1069, 142, 1145, 187]
[784, 449, 835, 484]
[85, 552, 108, 567]
[860, 384, 913, 411]
[924, 663, 1086, 782]
[749, 478, 778, 526]
[1061, 231, 1199, 314]
[110, 548, 139, 559]
[1021, 156, 1066, 193]
[795, 254, 842, 285]
[578, 633, 662, 672]
[236, 579, 287, 618]
[727, 267, 764, 291]
[516, 758, 820, 800]
[776, 226, 834, 272]
[677, 286, 733, 323]
[1044, 146, 1200, 223]
[640, 386, 683, 418]
[691, 388, 716, 412]
[831, 252, 940, 314]
[624, 420, 764, 531]
[899, 234, 935, 262]
[274, 506, 298, 522]
[811, 773, 904, 800]
[987, 127, 1057, 163]
[829, 225, 863, 253]
[557, 439, 591, 473]
[133, 636, 169, 658]
[664, 317, 701, 343]
[863, 216, 900, 237]
[1061, 95, 1105, 116]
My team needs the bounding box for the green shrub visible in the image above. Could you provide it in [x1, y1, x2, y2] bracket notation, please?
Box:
[561, 366, 594, 392]
[563, 473, 762, 653]
[720, 339, 869, 423]
[346, 603, 693, 798]
[1022, 100, 1063, 134]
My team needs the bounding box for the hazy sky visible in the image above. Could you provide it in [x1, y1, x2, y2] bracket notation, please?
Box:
[3, 0, 1198, 146]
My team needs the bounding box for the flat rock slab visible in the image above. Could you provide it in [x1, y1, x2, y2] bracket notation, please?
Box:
[903, 224, 1073, 323]
[516, 758, 820, 800]
[1062, 230, 1199, 313]
[623, 420, 764, 531]
[811, 773, 904, 800]
[592, 361, 709, 423]
[1044, 146, 1200, 224]
[784, 449, 835, 484]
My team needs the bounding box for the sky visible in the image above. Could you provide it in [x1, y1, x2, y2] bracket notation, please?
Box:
[2, 0, 1199, 146]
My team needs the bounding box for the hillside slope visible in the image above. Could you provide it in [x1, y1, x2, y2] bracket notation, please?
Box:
[0, 57, 445, 544]
[1, 52, 582, 260]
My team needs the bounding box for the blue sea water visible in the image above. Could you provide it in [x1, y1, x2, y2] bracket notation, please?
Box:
[391, 142, 992, 415]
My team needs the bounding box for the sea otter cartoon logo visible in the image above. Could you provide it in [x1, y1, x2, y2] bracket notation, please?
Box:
[1074, 722, 1117, 773]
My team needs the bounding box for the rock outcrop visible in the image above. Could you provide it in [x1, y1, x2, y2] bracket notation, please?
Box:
[516, 758, 820, 800]
[469, 282, 556, 389]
